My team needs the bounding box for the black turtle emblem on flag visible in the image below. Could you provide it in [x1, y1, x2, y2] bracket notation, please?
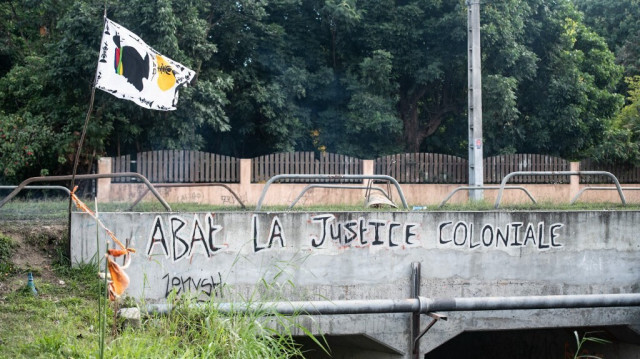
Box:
[113, 35, 149, 92]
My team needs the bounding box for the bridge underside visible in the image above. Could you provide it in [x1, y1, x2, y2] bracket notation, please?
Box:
[71, 210, 640, 358]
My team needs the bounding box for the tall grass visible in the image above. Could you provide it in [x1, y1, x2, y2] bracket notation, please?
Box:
[108, 296, 308, 358]
[1, 264, 320, 358]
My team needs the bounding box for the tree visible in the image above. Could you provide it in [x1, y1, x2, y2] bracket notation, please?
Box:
[0, 0, 234, 183]
[512, 1, 623, 158]
[589, 76, 640, 164]
[573, 0, 640, 76]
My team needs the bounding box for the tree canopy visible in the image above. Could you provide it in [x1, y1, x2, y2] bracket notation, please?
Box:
[0, 0, 635, 183]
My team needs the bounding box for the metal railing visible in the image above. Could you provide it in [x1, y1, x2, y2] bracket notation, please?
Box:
[571, 187, 640, 204]
[0, 173, 171, 211]
[439, 186, 536, 208]
[288, 184, 390, 209]
[495, 171, 625, 208]
[255, 174, 409, 210]
[128, 183, 246, 211]
[0, 185, 71, 196]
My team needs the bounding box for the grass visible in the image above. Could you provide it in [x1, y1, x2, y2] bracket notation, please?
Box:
[0, 263, 102, 358]
[105, 297, 308, 359]
[0, 225, 321, 359]
[0, 264, 315, 359]
[2, 197, 640, 219]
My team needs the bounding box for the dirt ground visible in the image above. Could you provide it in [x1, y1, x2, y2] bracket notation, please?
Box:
[0, 221, 67, 296]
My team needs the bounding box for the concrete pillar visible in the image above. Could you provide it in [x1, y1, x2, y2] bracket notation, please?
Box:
[97, 157, 111, 202]
[570, 161, 580, 202]
[362, 160, 374, 185]
[239, 158, 252, 186]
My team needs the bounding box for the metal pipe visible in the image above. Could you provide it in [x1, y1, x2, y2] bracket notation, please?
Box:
[128, 183, 246, 211]
[571, 187, 640, 205]
[495, 171, 626, 208]
[439, 186, 536, 208]
[0, 173, 171, 211]
[146, 293, 640, 315]
[255, 174, 409, 210]
[0, 185, 71, 196]
[288, 184, 390, 209]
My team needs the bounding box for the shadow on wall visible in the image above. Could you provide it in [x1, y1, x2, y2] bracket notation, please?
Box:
[425, 326, 640, 359]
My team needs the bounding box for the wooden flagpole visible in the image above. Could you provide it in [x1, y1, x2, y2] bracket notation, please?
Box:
[67, 6, 107, 257]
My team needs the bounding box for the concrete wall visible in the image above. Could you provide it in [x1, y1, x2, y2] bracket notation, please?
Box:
[70, 210, 640, 357]
[96, 157, 640, 206]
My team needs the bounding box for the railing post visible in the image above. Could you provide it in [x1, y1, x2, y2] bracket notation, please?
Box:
[97, 157, 112, 202]
[362, 160, 374, 185]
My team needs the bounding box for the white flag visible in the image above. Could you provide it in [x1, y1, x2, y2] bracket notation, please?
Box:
[95, 18, 195, 111]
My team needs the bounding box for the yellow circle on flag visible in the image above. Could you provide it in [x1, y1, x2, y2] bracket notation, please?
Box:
[156, 55, 176, 91]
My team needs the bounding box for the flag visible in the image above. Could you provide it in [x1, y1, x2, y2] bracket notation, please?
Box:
[95, 18, 195, 111]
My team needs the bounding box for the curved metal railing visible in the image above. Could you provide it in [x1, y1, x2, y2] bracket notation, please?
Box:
[0, 173, 171, 211]
[495, 171, 625, 208]
[255, 174, 408, 210]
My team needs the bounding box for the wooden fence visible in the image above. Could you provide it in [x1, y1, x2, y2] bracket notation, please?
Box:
[373, 153, 570, 184]
[110, 151, 639, 184]
[580, 158, 640, 184]
[251, 152, 362, 183]
[374, 153, 467, 183]
[111, 150, 239, 183]
[483, 154, 570, 184]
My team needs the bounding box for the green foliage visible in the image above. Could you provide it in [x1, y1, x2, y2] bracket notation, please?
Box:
[572, 330, 610, 359]
[589, 76, 640, 164]
[106, 298, 309, 358]
[0, 0, 635, 182]
[574, 0, 640, 77]
[0, 249, 318, 359]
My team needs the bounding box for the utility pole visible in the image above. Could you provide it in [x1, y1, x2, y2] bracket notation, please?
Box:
[467, 0, 484, 201]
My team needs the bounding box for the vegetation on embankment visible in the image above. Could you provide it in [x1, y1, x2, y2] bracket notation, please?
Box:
[0, 223, 314, 358]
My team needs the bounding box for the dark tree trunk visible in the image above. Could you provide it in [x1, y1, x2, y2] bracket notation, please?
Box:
[399, 81, 456, 152]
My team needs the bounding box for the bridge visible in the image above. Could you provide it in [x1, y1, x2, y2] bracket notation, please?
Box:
[71, 210, 640, 358]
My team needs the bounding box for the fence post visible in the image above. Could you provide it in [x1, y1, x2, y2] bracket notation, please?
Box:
[240, 158, 252, 202]
[570, 161, 580, 202]
[362, 160, 374, 185]
[97, 157, 112, 202]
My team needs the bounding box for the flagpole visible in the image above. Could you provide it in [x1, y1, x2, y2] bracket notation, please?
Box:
[67, 9, 107, 258]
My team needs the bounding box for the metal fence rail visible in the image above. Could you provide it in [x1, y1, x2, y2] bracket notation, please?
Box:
[0, 185, 71, 196]
[495, 171, 626, 208]
[288, 184, 390, 209]
[571, 187, 640, 204]
[256, 174, 408, 210]
[0, 173, 171, 211]
[128, 183, 246, 210]
[439, 186, 536, 208]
